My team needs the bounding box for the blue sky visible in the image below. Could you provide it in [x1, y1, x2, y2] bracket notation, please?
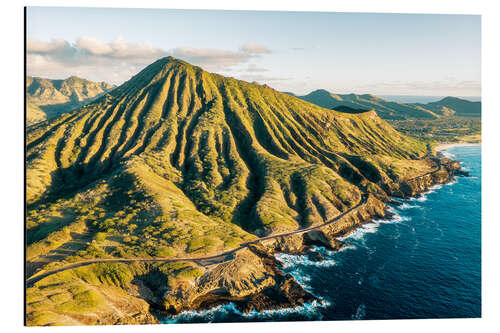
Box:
[26, 7, 481, 96]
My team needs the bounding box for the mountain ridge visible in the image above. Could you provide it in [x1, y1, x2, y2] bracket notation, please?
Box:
[294, 89, 481, 119]
[26, 75, 116, 125]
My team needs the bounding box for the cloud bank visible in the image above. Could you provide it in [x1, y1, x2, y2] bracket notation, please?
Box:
[27, 36, 273, 84]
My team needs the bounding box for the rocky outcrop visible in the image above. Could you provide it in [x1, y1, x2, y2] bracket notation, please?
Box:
[380, 156, 462, 198]
[161, 245, 316, 315]
[26, 283, 159, 326]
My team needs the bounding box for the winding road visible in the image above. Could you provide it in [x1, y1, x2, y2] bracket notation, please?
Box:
[26, 194, 369, 287]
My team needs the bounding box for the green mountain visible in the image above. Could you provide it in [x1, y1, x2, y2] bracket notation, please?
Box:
[26, 76, 115, 125]
[416, 96, 481, 117]
[296, 89, 439, 120]
[296, 89, 481, 120]
[27, 57, 447, 325]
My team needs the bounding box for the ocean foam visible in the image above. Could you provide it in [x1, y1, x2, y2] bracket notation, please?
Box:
[410, 194, 428, 202]
[338, 212, 409, 242]
[429, 184, 443, 190]
[275, 253, 336, 269]
[352, 303, 367, 320]
[163, 296, 331, 323]
[242, 298, 330, 320]
[397, 203, 419, 210]
[441, 150, 455, 158]
[162, 302, 243, 323]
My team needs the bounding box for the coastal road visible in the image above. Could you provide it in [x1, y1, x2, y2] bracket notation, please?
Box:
[26, 194, 369, 287]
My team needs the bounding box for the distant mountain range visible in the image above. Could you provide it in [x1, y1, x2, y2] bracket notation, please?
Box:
[26, 76, 115, 125]
[289, 89, 481, 119]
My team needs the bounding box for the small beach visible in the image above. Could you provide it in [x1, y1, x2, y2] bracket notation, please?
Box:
[435, 142, 481, 152]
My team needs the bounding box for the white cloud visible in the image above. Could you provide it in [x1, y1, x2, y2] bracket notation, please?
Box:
[27, 36, 168, 84]
[240, 43, 272, 54]
[76, 36, 113, 55]
[27, 39, 69, 53]
[172, 47, 251, 70]
[26, 36, 274, 84]
[27, 38, 74, 54]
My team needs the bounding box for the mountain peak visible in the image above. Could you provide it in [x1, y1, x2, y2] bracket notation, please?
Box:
[304, 89, 342, 101]
[150, 56, 195, 71]
[438, 96, 460, 102]
[121, 56, 201, 89]
[436, 96, 475, 104]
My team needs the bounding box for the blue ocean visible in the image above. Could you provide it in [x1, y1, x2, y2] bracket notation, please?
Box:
[162, 145, 481, 323]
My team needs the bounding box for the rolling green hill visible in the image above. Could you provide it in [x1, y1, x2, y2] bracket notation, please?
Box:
[296, 89, 482, 120]
[296, 89, 439, 120]
[26, 76, 115, 126]
[26, 57, 442, 325]
[416, 96, 481, 117]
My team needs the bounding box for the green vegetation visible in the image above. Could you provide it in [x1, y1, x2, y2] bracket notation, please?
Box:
[295, 89, 481, 120]
[387, 117, 481, 143]
[296, 90, 438, 119]
[26, 261, 204, 325]
[296, 89, 481, 144]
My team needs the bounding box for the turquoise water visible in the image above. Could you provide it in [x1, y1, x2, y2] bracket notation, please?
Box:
[162, 145, 481, 323]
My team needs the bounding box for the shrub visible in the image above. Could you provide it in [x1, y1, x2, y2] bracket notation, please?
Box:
[94, 232, 107, 242]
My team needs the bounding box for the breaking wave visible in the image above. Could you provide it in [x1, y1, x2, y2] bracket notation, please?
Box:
[352, 304, 366, 320]
[338, 210, 410, 242]
[163, 299, 330, 323]
[275, 253, 336, 269]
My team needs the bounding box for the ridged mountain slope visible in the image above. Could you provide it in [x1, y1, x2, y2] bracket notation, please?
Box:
[26, 76, 116, 125]
[26, 57, 431, 261]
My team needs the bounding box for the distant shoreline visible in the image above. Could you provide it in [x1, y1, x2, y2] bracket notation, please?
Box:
[435, 142, 481, 152]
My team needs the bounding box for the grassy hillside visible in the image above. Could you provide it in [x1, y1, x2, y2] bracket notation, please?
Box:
[26, 76, 115, 126]
[297, 89, 481, 120]
[297, 89, 439, 119]
[296, 89, 481, 143]
[26, 57, 437, 325]
[416, 96, 481, 117]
